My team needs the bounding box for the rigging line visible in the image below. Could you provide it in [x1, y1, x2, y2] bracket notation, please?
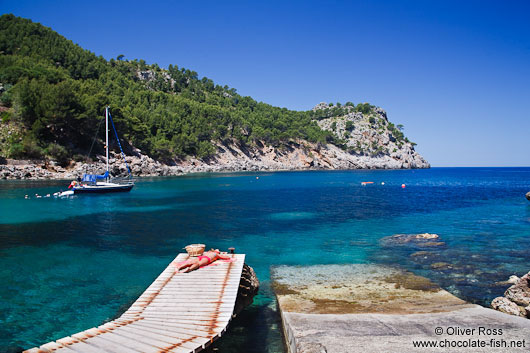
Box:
[85, 114, 106, 173]
[108, 111, 132, 176]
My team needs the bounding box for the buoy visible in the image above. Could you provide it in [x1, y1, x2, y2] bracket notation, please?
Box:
[381, 182, 385, 185]
[401, 184, 406, 188]
[256, 177, 259, 180]
[526, 191, 530, 201]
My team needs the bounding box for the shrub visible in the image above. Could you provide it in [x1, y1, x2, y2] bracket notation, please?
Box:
[1, 111, 11, 122]
[356, 103, 373, 114]
[46, 143, 69, 166]
[345, 121, 354, 131]
[8, 142, 24, 158]
[197, 140, 215, 159]
[369, 117, 376, 124]
[22, 137, 43, 158]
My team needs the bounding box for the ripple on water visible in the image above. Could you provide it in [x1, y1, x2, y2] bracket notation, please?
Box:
[268, 212, 317, 221]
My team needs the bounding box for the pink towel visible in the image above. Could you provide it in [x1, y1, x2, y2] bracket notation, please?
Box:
[172, 257, 237, 270]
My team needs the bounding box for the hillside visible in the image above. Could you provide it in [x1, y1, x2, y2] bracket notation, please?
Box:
[0, 14, 428, 178]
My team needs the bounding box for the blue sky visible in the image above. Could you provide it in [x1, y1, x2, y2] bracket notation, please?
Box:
[1, 0, 529, 166]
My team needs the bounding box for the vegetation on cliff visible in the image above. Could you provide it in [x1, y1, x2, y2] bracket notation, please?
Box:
[0, 14, 414, 165]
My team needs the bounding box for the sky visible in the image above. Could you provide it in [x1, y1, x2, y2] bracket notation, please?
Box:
[1, 0, 529, 167]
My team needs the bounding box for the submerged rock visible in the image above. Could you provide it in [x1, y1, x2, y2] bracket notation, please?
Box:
[380, 233, 444, 248]
[271, 264, 469, 315]
[415, 233, 439, 240]
[431, 262, 453, 270]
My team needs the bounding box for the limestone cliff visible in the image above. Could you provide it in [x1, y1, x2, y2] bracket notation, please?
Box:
[313, 103, 429, 169]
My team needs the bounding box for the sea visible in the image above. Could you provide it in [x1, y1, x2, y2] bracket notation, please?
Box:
[1, 167, 529, 352]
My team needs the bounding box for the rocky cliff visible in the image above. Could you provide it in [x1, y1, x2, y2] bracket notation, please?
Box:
[313, 103, 428, 169]
[0, 103, 429, 179]
[0, 102, 429, 179]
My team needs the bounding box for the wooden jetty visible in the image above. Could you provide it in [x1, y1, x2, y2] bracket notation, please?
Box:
[25, 253, 246, 353]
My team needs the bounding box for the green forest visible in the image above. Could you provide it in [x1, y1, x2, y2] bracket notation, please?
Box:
[0, 14, 379, 163]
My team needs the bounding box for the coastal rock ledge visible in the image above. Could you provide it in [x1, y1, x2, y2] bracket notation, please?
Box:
[272, 264, 530, 353]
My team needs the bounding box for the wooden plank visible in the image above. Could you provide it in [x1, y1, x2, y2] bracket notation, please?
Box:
[137, 315, 232, 321]
[110, 326, 187, 350]
[140, 310, 235, 316]
[143, 291, 239, 296]
[130, 321, 215, 338]
[129, 319, 214, 334]
[123, 316, 226, 324]
[133, 296, 238, 302]
[52, 346, 83, 353]
[77, 335, 140, 353]
[40, 342, 63, 350]
[115, 324, 208, 351]
[58, 342, 105, 353]
[90, 332, 159, 353]
[55, 337, 80, 346]
[159, 280, 241, 286]
[125, 318, 220, 331]
[130, 303, 235, 310]
[143, 300, 237, 306]
[134, 298, 236, 304]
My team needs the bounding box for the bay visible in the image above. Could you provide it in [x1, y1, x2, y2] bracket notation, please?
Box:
[1, 168, 529, 352]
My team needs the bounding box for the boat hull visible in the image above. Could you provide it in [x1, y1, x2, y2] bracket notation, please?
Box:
[73, 184, 133, 194]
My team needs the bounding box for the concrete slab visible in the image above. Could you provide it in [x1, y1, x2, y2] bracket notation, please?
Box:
[272, 264, 530, 353]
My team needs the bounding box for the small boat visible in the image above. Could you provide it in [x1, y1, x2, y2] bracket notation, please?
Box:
[68, 107, 134, 194]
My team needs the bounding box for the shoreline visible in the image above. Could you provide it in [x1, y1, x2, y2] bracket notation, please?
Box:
[0, 161, 431, 181]
[1, 140, 430, 180]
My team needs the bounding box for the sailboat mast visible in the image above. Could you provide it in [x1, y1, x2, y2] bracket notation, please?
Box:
[105, 106, 109, 182]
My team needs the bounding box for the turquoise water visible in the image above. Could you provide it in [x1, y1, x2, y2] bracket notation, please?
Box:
[1, 168, 530, 352]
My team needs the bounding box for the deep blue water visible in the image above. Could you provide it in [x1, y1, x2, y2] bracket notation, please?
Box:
[1, 168, 529, 352]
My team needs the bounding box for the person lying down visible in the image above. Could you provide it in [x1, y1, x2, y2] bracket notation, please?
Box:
[176, 249, 231, 273]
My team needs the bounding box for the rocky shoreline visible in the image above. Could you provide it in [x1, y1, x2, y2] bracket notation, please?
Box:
[491, 271, 530, 318]
[0, 139, 429, 180]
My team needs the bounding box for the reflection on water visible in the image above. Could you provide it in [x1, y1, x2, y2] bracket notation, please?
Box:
[1, 168, 530, 352]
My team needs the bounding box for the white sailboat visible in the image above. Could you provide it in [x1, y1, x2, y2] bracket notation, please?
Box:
[68, 106, 134, 194]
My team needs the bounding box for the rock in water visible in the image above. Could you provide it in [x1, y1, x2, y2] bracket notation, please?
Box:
[491, 297, 526, 317]
[234, 263, 259, 315]
[508, 275, 521, 284]
[491, 271, 530, 318]
[504, 272, 530, 307]
[526, 191, 530, 201]
[380, 233, 444, 248]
